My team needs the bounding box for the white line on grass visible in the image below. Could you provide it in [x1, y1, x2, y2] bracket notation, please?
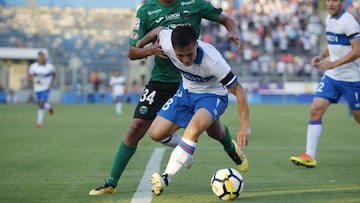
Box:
[130, 147, 166, 203]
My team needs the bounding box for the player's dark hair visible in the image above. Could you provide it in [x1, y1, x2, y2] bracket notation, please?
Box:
[38, 51, 45, 56]
[171, 25, 197, 49]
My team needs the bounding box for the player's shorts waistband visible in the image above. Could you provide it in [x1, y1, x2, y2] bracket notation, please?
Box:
[148, 80, 180, 85]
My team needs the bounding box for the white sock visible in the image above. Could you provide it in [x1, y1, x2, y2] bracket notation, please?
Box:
[116, 103, 122, 114]
[44, 102, 52, 110]
[305, 120, 322, 159]
[37, 109, 45, 125]
[164, 138, 197, 184]
[160, 132, 181, 147]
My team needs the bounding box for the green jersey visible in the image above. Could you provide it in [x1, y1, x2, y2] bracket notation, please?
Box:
[129, 0, 222, 83]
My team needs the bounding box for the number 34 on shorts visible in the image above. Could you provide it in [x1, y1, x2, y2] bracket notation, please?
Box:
[140, 88, 156, 105]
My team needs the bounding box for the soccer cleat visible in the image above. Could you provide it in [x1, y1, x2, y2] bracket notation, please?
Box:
[151, 173, 168, 196]
[35, 124, 42, 128]
[88, 181, 116, 195]
[290, 153, 317, 168]
[233, 140, 249, 173]
[48, 103, 54, 115]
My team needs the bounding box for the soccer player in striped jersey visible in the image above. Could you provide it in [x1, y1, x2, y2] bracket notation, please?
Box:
[109, 70, 126, 115]
[290, 0, 360, 168]
[28, 51, 55, 128]
[89, 0, 244, 196]
[136, 25, 250, 195]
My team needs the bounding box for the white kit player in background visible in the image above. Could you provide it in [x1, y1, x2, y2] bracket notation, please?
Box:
[28, 51, 56, 128]
[290, 0, 360, 168]
[109, 70, 126, 115]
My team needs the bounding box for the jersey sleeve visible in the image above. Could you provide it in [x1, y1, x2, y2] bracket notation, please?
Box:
[158, 29, 173, 55]
[345, 14, 360, 41]
[196, 0, 223, 22]
[212, 59, 237, 88]
[50, 64, 56, 74]
[29, 64, 35, 75]
[109, 77, 114, 86]
[129, 6, 148, 46]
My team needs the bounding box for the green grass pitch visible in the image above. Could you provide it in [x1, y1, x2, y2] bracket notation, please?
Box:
[0, 104, 359, 203]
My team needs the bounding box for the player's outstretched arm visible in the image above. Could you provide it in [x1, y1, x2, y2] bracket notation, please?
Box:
[227, 81, 250, 148]
[318, 38, 360, 70]
[128, 26, 167, 60]
[217, 14, 241, 49]
[136, 26, 165, 48]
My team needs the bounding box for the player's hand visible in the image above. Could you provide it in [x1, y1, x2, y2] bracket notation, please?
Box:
[317, 60, 335, 70]
[237, 127, 250, 148]
[34, 79, 41, 84]
[227, 33, 241, 49]
[151, 38, 168, 59]
[311, 56, 322, 68]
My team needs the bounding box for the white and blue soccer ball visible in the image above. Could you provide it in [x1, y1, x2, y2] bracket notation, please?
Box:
[210, 168, 244, 200]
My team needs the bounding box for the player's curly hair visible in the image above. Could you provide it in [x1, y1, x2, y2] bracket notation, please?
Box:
[171, 25, 197, 49]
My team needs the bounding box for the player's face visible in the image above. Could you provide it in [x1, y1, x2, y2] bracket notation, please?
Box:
[326, 0, 344, 18]
[174, 42, 198, 67]
[37, 54, 45, 64]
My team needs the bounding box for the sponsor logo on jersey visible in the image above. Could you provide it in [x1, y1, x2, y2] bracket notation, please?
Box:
[166, 13, 181, 21]
[133, 18, 140, 30]
[168, 23, 192, 30]
[131, 31, 139, 40]
[179, 69, 214, 82]
[181, 0, 195, 6]
[155, 17, 165, 23]
[147, 9, 162, 16]
[327, 35, 338, 43]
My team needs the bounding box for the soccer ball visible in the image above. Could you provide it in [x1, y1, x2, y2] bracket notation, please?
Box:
[210, 168, 244, 200]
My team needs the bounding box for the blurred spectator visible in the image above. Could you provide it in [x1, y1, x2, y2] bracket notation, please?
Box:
[90, 70, 100, 92]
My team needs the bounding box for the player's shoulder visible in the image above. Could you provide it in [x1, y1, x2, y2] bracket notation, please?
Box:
[159, 29, 173, 50]
[199, 41, 223, 62]
[29, 62, 39, 69]
[334, 10, 357, 23]
[137, 0, 160, 13]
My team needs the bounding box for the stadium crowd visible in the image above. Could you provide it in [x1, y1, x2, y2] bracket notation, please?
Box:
[0, 0, 359, 90]
[201, 0, 326, 82]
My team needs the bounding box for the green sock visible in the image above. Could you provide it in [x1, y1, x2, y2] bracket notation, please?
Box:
[220, 125, 234, 152]
[220, 125, 242, 165]
[107, 141, 137, 187]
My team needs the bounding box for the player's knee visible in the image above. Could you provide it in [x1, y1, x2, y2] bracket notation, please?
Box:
[309, 103, 324, 119]
[149, 127, 163, 142]
[38, 101, 45, 109]
[353, 112, 360, 123]
[125, 119, 150, 144]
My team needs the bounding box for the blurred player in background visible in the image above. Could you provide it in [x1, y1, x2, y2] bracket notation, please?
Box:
[28, 51, 55, 128]
[89, 0, 243, 196]
[109, 70, 126, 115]
[136, 25, 250, 195]
[290, 0, 360, 168]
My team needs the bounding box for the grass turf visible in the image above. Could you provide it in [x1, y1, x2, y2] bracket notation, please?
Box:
[0, 104, 359, 203]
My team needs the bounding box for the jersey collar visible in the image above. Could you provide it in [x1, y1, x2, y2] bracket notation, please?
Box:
[335, 9, 346, 20]
[194, 46, 204, 65]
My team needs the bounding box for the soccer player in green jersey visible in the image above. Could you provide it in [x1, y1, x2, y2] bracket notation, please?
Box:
[89, 0, 246, 195]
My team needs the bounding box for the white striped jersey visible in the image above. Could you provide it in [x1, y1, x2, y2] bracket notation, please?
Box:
[325, 9, 360, 82]
[158, 29, 237, 96]
[109, 76, 126, 96]
[29, 62, 55, 92]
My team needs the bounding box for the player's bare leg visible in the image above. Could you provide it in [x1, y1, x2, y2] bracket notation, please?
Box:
[351, 110, 360, 123]
[291, 98, 330, 167]
[151, 109, 213, 195]
[207, 121, 248, 173]
[36, 101, 45, 128]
